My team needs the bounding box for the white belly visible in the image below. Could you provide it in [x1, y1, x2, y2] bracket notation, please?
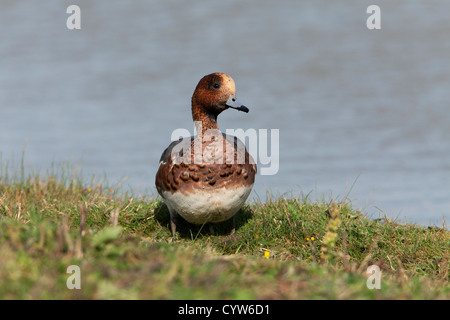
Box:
[161, 185, 253, 224]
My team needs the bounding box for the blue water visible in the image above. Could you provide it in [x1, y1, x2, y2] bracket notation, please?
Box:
[1, 1, 449, 227]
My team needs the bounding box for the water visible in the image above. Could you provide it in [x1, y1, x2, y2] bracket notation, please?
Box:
[1, 0, 449, 227]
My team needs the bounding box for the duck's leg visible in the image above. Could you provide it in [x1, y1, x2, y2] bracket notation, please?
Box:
[168, 207, 178, 240]
[220, 215, 238, 244]
[230, 215, 236, 235]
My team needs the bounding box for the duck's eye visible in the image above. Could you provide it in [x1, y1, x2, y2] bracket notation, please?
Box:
[212, 82, 220, 89]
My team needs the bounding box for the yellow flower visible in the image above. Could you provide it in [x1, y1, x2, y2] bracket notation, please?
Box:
[264, 251, 270, 259]
[306, 237, 310, 241]
[311, 237, 315, 241]
[87, 188, 92, 193]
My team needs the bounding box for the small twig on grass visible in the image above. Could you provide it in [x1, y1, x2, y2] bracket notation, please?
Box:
[16, 202, 22, 222]
[309, 241, 318, 263]
[110, 207, 120, 227]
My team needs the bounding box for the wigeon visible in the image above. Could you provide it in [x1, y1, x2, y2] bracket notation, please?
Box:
[155, 72, 257, 239]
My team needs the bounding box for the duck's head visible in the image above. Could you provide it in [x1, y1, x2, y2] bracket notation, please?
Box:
[191, 73, 248, 122]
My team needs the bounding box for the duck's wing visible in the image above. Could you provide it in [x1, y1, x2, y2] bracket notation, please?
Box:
[155, 136, 194, 194]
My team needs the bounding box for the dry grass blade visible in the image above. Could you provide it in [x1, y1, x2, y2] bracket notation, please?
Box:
[80, 203, 87, 237]
[342, 230, 348, 269]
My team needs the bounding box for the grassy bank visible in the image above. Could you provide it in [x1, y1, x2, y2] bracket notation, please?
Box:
[0, 172, 448, 299]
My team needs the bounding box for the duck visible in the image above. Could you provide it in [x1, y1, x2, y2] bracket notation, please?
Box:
[155, 72, 257, 239]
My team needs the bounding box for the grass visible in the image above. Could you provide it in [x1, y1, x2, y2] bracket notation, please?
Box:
[0, 168, 449, 299]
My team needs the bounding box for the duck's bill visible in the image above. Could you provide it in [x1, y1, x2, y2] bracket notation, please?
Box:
[226, 95, 249, 113]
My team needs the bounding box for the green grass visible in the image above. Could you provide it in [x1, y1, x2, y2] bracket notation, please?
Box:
[0, 170, 449, 299]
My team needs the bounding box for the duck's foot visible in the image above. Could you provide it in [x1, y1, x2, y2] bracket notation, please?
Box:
[220, 222, 240, 245]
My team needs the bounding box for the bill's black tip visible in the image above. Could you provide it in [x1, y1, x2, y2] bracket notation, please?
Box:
[237, 105, 249, 113]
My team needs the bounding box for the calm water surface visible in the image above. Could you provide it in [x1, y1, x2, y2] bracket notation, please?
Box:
[1, 1, 449, 226]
